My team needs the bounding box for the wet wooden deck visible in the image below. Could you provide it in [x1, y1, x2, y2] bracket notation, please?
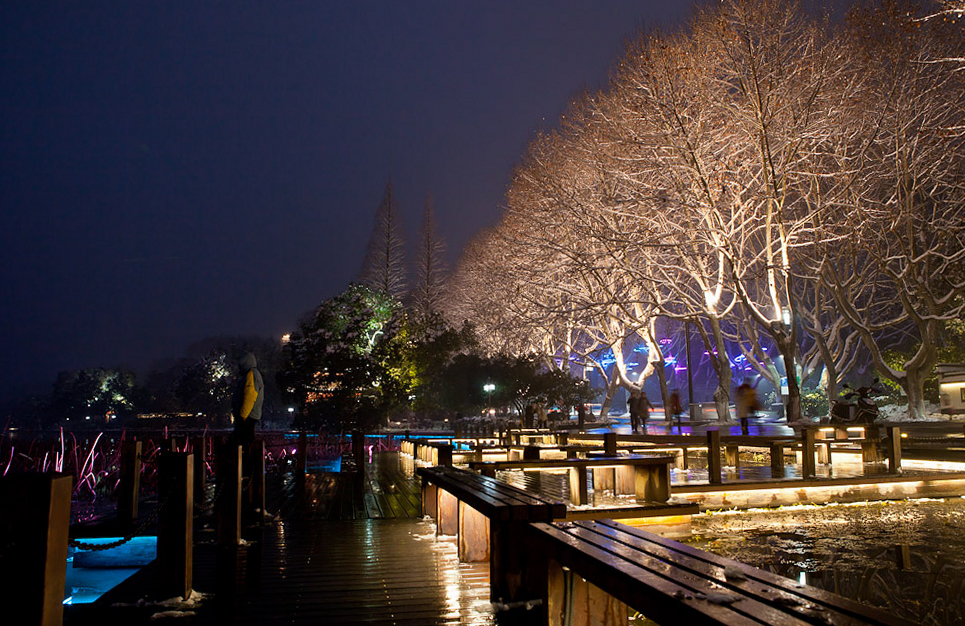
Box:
[64, 452, 502, 625]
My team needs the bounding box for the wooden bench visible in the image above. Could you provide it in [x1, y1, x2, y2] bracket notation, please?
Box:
[416, 466, 566, 604]
[529, 518, 915, 626]
[401, 438, 454, 466]
[468, 455, 674, 505]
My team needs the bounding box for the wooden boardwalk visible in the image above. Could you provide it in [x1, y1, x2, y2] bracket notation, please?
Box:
[64, 452, 502, 625]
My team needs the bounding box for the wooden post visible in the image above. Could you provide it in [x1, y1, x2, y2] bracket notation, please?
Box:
[0, 473, 72, 626]
[523, 445, 541, 461]
[817, 442, 831, 465]
[886, 426, 902, 473]
[802, 428, 816, 478]
[118, 440, 142, 529]
[249, 440, 265, 514]
[770, 443, 785, 476]
[296, 431, 307, 480]
[352, 430, 365, 467]
[192, 437, 206, 509]
[437, 489, 459, 536]
[422, 480, 438, 519]
[634, 464, 671, 502]
[557, 432, 568, 446]
[437, 444, 453, 468]
[491, 521, 547, 607]
[862, 425, 881, 463]
[458, 501, 490, 562]
[707, 430, 722, 484]
[218, 444, 242, 547]
[604, 432, 617, 456]
[592, 467, 615, 494]
[569, 466, 589, 505]
[725, 443, 740, 468]
[157, 451, 193, 600]
[548, 560, 627, 626]
[835, 427, 849, 441]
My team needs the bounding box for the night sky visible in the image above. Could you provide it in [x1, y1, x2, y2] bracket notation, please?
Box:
[1, 1, 706, 402]
[2, 1, 732, 403]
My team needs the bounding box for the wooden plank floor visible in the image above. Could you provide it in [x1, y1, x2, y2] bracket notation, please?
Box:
[193, 518, 495, 625]
[64, 452, 500, 626]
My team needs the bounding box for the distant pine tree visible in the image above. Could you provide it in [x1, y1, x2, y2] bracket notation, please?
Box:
[412, 192, 448, 319]
[359, 181, 407, 300]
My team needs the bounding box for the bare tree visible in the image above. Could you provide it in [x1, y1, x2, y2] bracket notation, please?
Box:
[819, 3, 965, 417]
[359, 181, 407, 300]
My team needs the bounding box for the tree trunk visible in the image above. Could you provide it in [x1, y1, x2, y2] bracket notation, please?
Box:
[776, 330, 802, 423]
[901, 334, 938, 420]
[904, 369, 928, 420]
[599, 376, 621, 418]
[713, 386, 731, 422]
[653, 357, 671, 421]
[706, 318, 732, 422]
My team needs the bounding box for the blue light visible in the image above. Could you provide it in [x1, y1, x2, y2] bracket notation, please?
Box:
[65, 536, 157, 605]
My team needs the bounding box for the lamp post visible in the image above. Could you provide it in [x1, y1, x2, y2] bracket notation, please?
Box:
[484, 383, 495, 414]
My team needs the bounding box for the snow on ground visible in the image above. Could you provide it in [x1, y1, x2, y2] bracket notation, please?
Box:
[877, 402, 948, 422]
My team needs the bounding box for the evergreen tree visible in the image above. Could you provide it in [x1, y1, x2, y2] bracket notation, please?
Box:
[359, 181, 407, 300]
[412, 193, 448, 320]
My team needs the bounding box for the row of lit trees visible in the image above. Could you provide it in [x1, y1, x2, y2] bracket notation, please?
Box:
[447, 0, 965, 421]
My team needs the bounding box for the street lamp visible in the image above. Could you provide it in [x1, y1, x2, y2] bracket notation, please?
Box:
[483, 383, 495, 413]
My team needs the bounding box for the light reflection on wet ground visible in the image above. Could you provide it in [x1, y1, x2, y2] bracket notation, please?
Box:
[688, 498, 965, 626]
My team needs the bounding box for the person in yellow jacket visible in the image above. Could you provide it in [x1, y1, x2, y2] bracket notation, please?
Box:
[232, 352, 264, 447]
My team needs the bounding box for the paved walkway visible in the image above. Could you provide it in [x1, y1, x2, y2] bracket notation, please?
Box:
[64, 452, 503, 625]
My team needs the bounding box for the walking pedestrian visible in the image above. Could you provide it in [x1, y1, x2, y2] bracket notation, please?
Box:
[628, 390, 652, 433]
[669, 389, 683, 431]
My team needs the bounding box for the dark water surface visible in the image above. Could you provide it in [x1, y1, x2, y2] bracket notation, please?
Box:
[688, 498, 965, 625]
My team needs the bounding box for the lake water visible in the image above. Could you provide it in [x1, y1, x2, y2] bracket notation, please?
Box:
[688, 498, 965, 625]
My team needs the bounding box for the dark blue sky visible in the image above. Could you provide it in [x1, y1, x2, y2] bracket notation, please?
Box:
[1, 1, 703, 401]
